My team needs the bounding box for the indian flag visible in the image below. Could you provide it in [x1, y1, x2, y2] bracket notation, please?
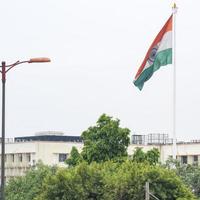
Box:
[134, 15, 172, 90]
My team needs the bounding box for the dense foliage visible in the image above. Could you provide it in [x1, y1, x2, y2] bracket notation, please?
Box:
[35, 161, 194, 200]
[132, 147, 160, 165]
[81, 114, 130, 163]
[65, 146, 82, 167]
[178, 164, 200, 197]
[6, 154, 196, 200]
[6, 163, 56, 200]
[165, 158, 200, 198]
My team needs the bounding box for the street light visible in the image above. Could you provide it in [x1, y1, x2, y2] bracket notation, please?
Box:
[0, 57, 51, 200]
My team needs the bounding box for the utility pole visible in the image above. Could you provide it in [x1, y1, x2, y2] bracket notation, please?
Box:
[145, 182, 150, 200]
[145, 182, 160, 200]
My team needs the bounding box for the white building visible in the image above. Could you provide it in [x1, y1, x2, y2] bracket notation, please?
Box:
[0, 132, 200, 181]
[129, 133, 200, 164]
[128, 142, 200, 164]
[0, 131, 83, 181]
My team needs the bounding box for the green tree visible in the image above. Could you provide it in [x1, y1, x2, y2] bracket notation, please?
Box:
[165, 158, 200, 198]
[145, 148, 160, 165]
[132, 147, 160, 165]
[132, 147, 146, 163]
[36, 162, 104, 200]
[145, 166, 194, 200]
[37, 161, 195, 200]
[65, 146, 82, 167]
[179, 164, 200, 198]
[81, 114, 130, 163]
[6, 162, 56, 200]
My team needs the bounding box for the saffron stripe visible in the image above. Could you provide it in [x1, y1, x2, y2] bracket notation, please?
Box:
[135, 15, 172, 79]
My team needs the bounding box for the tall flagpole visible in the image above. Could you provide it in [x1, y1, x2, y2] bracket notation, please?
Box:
[172, 3, 178, 159]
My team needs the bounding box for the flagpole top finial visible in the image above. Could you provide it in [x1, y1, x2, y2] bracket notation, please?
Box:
[172, 3, 176, 8]
[172, 2, 178, 13]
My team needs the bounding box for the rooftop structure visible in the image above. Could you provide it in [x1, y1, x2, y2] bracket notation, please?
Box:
[131, 133, 173, 145]
[35, 131, 65, 136]
[14, 131, 82, 143]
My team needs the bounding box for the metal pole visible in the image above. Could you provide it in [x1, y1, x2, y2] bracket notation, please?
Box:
[0, 58, 50, 200]
[172, 3, 178, 159]
[1, 61, 6, 200]
[145, 182, 150, 200]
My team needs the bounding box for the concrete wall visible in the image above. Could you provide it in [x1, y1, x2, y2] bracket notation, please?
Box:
[36, 141, 83, 165]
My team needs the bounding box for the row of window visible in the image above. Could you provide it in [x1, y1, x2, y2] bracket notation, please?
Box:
[0, 153, 68, 163]
[1, 153, 198, 164]
[180, 155, 198, 164]
[0, 153, 31, 163]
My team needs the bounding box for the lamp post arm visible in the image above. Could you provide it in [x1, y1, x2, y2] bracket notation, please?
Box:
[0, 60, 29, 74]
[5, 61, 29, 73]
[4, 60, 20, 68]
[2, 58, 50, 74]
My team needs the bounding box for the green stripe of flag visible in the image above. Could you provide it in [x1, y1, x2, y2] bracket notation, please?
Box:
[134, 48, 172, 90]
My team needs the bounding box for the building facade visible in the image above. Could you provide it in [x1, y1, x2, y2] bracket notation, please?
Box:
[1, 132, 200, 181]
[130, 133, 200, 164]
[0, 132, 83, 181]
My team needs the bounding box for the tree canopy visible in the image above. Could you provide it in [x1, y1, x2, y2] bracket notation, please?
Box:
[65, 146, 82, 167]
[165, 158, 200, 198]
[6, 163, 56, 200]
[81, 114, 130, 163]
[36, 161, 195, 200]
[132, 147, 160, 165]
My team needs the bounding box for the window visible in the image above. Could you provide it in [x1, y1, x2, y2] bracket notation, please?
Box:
[181, 156, 187, 164]
[26, 153, 31, 162]
[19, 154, 23, 162]
[59, 154, 67, 162]
[32, 160, 36, 165]
[193, 155, 198, 163]
[11, 154, 15, 162]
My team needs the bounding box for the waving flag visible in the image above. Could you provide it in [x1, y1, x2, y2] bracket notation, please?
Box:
[134, 15, 172, 90]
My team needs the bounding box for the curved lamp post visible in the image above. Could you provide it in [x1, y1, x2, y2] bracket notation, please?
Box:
[0, 57, 51, 200]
